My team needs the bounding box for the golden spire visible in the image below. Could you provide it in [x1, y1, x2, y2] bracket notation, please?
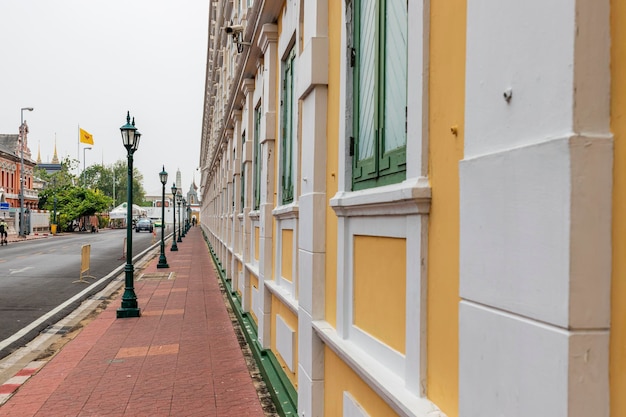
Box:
[51, 135, 59, 164]
[37, 141, 42, 164]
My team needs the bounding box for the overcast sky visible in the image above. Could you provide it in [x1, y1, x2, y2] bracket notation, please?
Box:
[0, 0, 208, 196]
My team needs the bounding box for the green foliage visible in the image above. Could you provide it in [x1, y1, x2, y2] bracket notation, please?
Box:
[83, 160, 145, 207]
[36, 157, 146, 231]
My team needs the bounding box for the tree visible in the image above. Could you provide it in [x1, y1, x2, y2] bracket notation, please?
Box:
[83, 160, 146, 207]
[37, 157, 113, 231]
[36, 157, 146, 231]
[36, 156, 79, 210]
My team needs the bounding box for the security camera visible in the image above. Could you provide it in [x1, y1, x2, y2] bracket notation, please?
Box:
[224, 25, 244, 35]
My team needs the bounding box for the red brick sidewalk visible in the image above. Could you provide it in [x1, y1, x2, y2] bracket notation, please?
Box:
[0, 228, 269, 417]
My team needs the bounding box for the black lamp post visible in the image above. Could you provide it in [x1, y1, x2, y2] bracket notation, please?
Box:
[19, 107, 34, 237]
[176, 191, 182, 242]
[181, 198, 187, 237]
[117, 111, 142, 319]
[52, 176, 57, 230]
[157, 166, 169, 269]
[170, 183, 178, 251]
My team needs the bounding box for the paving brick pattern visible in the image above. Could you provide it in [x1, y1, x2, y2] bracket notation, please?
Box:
[0, 228, 267, 417]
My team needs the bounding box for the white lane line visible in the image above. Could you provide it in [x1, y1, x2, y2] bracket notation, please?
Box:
[9, 267, 33, 275]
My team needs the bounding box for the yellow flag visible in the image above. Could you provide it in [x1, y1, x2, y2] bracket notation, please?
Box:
[79, 128, 94, 145]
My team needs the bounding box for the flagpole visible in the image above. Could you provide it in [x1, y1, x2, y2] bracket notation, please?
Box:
[77, 124, 80, 178]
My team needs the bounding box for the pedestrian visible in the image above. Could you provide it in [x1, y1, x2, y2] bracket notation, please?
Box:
[0, 217, 8, 245]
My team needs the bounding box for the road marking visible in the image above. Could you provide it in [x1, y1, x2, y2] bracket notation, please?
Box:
[9, 267, 33, 275]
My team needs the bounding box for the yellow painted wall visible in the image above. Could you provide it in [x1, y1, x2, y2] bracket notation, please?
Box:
[324, 347, 399, 417]
[610, 1, 626, 414]
[271, 295, 298, 387]
[250, 273, 259, 323]
[325, 0, 340, 328]
[427, 0, 466, 414]
[353, 236, 406, 354]
[281, 229, 293, 281]
[255, 226, 260, 261]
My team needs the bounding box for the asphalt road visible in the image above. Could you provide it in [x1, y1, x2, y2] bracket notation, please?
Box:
[0, 228, 168, 358]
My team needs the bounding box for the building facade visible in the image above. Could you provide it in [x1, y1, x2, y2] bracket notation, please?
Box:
[198, 1, 624, 416]
[0, 125, 38, 226]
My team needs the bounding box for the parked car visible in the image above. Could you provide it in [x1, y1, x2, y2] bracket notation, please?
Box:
[135, 218, 153, 233]
[153, 219, 163, 228]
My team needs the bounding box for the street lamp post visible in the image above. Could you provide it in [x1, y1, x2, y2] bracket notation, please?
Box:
[52, 177, 57, 227]
[83, 146, 92, 186]
[170, 183, 178, 251]
[19, 107, 33, 237]
[157, 166, 169, 268]
[176, 191, 182, 242]
[181, 198, 187, 237]
[117, 111, 142, 319]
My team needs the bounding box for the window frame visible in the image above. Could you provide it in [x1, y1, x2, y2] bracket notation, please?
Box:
[253, 104, 262, 211]
[352, 0, 408, 191]
[241, 131, 246, 212]
[281, 47, 297, 205]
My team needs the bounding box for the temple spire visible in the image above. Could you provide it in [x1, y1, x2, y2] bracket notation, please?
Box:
[51, 134, 59, 164]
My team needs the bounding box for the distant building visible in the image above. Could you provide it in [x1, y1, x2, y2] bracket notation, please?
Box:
[0, 122, 38, 212]
[36, 139, 62, 175]
[186, 178, 200, 225]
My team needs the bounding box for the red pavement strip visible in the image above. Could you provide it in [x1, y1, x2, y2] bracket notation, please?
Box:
[0, 228, 268, 417]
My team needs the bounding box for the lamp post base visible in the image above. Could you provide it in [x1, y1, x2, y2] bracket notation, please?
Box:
[116, 307, 141, 318]
[117, 267, 140, 318]
[157, 256, 169, 269]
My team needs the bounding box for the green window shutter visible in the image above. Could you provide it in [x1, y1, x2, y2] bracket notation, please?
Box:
[241, 132, 246, 211]
[379, 0, 407, 181]
[281, 48, 296, 204]
[254, 106, 262, 210]
[352, 0, 407, 191]
[353, 0, 378, 187]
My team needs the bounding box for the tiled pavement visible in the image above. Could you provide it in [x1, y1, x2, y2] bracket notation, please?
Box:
[0, 228, 271, 417]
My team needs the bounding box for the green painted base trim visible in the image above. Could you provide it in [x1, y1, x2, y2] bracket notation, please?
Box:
[205, 238, 297, 417]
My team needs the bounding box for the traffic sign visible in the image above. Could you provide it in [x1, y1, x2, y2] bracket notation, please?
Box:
[0, 202, 9, 210]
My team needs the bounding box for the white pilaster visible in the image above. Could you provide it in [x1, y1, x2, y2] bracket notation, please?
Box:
[460, 0, 612, 415]
[256, 23, 279, 349]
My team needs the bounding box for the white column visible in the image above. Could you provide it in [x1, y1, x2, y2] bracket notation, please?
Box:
[256, 23, 279, 349]
[241, 78, 255, 313]
[297, 1, 328, 416]
[460, 0, 611, 415]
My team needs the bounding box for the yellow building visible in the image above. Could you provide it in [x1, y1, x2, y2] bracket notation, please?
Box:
[199, 1, 623, 416]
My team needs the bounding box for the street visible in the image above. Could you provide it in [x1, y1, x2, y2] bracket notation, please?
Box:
[0, 228, 166, 358]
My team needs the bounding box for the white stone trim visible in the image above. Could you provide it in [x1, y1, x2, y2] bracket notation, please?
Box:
[330, 177, 431, 217]
[313, 321, 445, 417]
[276, 314, 296, 373]
[273, 216, 298, 298]
[265, 278, 299, 316]
[343, 392, 370, 417]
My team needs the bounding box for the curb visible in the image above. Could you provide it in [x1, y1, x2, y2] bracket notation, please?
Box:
[0, 361, 46, 405]
[0, 241, 164, 408]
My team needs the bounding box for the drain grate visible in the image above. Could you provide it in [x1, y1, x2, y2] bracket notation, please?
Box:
[138, 272, 175, 281]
